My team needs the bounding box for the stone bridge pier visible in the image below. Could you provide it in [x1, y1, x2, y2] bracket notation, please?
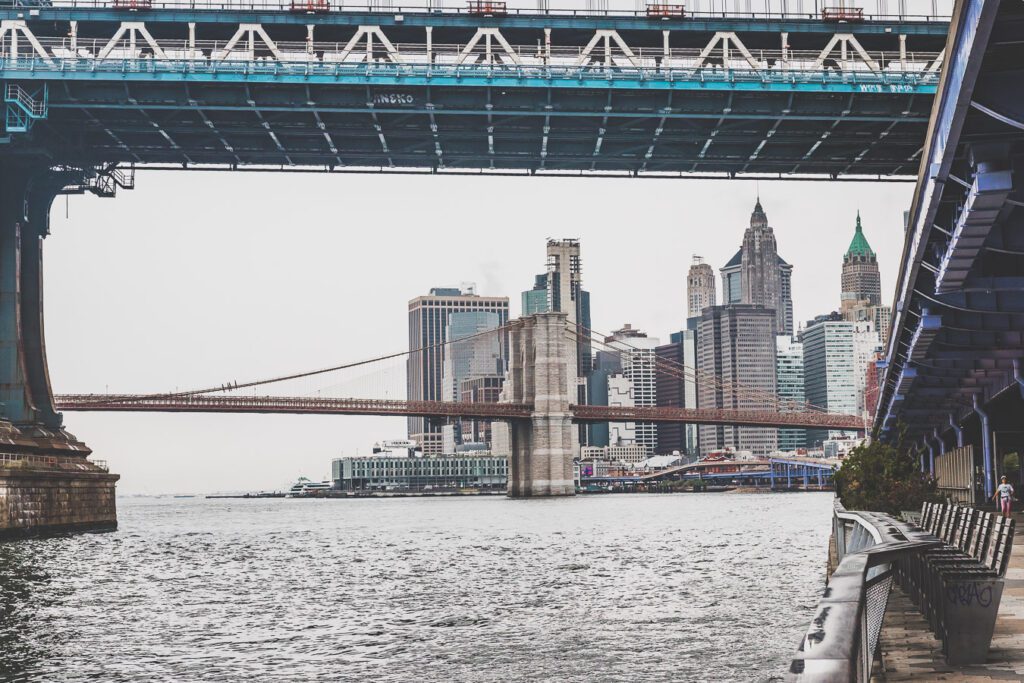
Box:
[0, 162, 119, 540]
[498, 313, 577, 497]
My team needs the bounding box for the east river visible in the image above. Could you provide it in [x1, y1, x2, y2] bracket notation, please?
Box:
[0, 492, 832, 682]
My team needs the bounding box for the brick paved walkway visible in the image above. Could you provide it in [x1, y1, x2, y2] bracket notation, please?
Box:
[872, 512, 1024, 681]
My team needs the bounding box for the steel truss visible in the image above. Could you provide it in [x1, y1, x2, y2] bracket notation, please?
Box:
[0, 7, 947, 176]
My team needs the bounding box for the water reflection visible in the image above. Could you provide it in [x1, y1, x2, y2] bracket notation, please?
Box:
[0, 542, 54, 681]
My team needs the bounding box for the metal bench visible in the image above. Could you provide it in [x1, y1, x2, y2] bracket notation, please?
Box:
[893, 502, 1015, 665]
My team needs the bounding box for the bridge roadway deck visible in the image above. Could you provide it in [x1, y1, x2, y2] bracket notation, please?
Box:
[872, 509, 1024, 681]
[52, 393, 866, 430]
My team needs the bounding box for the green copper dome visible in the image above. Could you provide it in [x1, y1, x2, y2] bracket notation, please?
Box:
[845, 211, 875, 259]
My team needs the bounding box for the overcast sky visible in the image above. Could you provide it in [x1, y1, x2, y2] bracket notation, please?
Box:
[45, 171, 913, 493]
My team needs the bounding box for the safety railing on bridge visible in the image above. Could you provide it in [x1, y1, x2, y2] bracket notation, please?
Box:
[788, 501, 940, 681]
[4, 0, 954, 24]
[0, 33, 943, 78]
[0, 452, 109, 471]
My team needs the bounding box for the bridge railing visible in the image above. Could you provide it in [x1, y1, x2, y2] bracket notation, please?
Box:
[787, 501, 940, 681]
[9, 0, 954, 23]
[1, 35, 942, 75]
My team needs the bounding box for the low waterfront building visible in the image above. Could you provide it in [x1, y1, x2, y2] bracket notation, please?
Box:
[332, 454, 508, 491]
[580, 444, 651, 464]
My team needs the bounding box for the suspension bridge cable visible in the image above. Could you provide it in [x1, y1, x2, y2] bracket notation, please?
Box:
[72, 322, 515, 405]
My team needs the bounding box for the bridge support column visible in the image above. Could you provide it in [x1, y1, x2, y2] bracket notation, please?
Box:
[502, 313, 576, 497]
[0, 161, 118, 539]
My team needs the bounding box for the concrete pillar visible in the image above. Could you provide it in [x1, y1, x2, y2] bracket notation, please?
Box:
[505, 313, 576, 497]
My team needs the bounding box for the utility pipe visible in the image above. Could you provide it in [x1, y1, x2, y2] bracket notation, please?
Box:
[974, 394, 995, 500]
[949, 413, 963, 448]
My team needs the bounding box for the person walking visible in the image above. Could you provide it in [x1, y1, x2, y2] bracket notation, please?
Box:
[994, 475, 1016, 518]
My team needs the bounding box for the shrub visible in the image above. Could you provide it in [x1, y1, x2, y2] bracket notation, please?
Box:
[834, 437, 939, 514]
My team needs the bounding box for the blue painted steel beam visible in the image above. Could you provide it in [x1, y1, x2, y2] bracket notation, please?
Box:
[0, 59, 940, 96]
[44, 100, 926, 123]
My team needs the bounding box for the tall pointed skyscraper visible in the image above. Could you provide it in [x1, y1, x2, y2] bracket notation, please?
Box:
[840, 211, 891, 357]
[741, 199, 781, 316]
[719, 199, 793, 335]
[841, 211, 882, 306]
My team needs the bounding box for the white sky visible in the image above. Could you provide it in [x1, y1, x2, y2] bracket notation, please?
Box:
[45, 171, 913, 493]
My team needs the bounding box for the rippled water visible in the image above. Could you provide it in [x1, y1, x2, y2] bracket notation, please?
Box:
[0, 493, 832, 682]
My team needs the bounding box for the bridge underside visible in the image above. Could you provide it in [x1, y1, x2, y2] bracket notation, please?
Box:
[20, 80, 935, 177]
[876, 0, 1024, 497]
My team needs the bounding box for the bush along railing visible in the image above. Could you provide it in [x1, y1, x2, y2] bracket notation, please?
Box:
[787, 500, 940, 681]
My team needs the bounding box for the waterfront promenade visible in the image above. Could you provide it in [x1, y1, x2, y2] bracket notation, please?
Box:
[873, 511, 1024, 681]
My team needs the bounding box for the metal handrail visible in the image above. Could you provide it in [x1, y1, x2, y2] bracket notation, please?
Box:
[6, 0, 954, 23]
[0, 452, 108, 471]
[4, 83, 45, 115]
[0, 35, 943, 74]
[787, 501, 941, 681]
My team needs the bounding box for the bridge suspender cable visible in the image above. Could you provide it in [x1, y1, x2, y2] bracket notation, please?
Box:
[69, 322, 515, 405]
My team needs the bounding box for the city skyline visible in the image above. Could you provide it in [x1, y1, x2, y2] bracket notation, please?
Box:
[45, 172, 913, 492]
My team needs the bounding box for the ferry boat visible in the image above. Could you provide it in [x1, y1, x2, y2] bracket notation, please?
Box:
[286, 477, 333, 497]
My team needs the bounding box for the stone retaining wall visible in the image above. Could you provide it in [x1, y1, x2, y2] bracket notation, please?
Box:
[0, 466, 119, 540]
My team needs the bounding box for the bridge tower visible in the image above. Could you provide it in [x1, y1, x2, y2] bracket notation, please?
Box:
[499, 313, 577, 497]
[0, 162, 119, 539]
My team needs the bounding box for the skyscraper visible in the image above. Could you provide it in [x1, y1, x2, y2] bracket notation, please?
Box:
[407, 287, 509, 455]
[719, 200, 794, 336]
[440, 311, 506, 448]
[840, 212, 892, 348]
[776, 335, 806, 452]
[656, 327, 699, 455]
[605, 325, 659, 453]
[697, 305, 779, 456]
[687, 255, 717, 318]
[841, 212, 882, 306]
[801, 318, 861, 447]
[741, 199, 782, 316]
[521, 239, 592, 380]
[585, 349, 622, 448]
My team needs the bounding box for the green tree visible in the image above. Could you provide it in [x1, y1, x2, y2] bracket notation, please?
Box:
[1004, 452, 1020, 478]
[834, 437, 939, 514]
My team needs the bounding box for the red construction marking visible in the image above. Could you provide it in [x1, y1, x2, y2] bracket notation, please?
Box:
[112, 0, 152, 9]
[646, 3, 686, 18]
[821, 7, 865, 21]
[290, 0, 331, 12]
[467, 0, 507, 16]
